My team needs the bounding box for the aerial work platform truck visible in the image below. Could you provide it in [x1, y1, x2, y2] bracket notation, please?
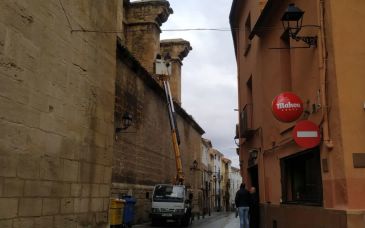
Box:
[150, 55, 192, 227]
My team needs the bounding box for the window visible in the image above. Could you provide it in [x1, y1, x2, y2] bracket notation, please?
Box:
[281, 148, 323, 206]
[153, 185, 184, 203]
[243, 13, 251, 56]
[246, 76, 252, 105]
[239, 76, 254, 138]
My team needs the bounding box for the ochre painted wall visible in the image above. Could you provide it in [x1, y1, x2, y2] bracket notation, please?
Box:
[232, 0, 365, 227]
[328, 0, 365, 210]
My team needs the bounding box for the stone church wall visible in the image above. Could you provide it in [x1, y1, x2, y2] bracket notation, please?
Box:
[0, 1, 119, 226]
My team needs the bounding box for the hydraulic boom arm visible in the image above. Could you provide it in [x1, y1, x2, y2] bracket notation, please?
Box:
[162, 79, 184, 185]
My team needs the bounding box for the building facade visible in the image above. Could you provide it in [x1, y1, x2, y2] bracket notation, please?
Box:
[0, 0, 120, 226]
[112, 0, 205, 224]
[201, 138, 213, 216]
[230, 0, 365, 227]
[209, 148, 224, 211]
[229, 167, 241, 210]
[221, 158, 232, 212]
[0, 0, 206, 226]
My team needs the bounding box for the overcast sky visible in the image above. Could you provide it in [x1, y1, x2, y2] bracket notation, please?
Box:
[159, 0, 239, 167]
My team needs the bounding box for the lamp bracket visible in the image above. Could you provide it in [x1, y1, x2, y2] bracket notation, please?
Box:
[291, 34, 317, 47]
[115, 126, 128, 133]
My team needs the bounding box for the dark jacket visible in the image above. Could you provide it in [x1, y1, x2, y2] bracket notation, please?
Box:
[235, 185, 252, 207]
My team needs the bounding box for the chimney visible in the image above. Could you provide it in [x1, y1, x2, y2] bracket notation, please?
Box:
[160, 39, 192, 105]
[125, 0, 173, 74]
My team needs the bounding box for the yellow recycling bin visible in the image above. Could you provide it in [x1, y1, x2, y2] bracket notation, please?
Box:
[109, 198, 125, 226]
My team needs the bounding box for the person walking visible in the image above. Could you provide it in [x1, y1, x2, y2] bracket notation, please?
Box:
[235, 183, 251, 228]
[249, 187, 259, 228]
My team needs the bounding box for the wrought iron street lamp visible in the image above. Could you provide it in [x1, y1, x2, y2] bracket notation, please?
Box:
[281, 3, 317, 47]
[190, 160, 198, 170]
[234, 135, 240, 147]
[115, 111, 133, 133]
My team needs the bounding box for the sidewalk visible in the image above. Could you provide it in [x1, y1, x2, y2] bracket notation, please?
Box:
[223, 212, 240, 228]
[191, 211, 240, 228]
[133, 211, 238, 227]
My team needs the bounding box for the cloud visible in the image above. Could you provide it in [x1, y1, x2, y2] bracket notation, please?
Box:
[161, 0, 239, 167]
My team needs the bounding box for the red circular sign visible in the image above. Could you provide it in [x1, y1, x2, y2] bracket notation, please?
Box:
[293, 120, 321, 148]
[272, 92, 304, 122]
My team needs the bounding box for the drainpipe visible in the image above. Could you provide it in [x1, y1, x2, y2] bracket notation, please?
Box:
[318, 0, 333, 149]
[258, 127, 267, 203]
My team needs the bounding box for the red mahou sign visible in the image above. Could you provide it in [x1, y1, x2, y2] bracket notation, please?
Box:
[272, 92, 304, 122]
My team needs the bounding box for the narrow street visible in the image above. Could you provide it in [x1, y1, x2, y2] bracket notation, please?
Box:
[134, 212, 239, 228]
[1, 0, 364, 227]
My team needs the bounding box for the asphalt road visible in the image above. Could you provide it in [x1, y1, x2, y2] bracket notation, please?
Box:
[134, 212, 239, 228]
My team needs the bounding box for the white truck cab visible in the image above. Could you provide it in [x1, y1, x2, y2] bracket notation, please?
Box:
[151, 184, 191, 226]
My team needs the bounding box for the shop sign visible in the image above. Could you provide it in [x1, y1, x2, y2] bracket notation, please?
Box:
[293, 120, 321, 148]
[272, 92, 304, 122]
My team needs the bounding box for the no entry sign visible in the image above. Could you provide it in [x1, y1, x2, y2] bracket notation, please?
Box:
[293, 120, 321, 148]
[272, 92, 304, 122]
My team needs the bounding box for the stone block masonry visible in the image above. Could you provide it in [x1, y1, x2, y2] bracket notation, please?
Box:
[0, 0, 119, 227]
[113, 43, 205, 224]
[125, 0, 173, 74]
[160, 39, 192, 105]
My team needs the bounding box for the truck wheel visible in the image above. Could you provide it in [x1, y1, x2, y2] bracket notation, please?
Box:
[151, 218, 159, 226]
[181, 215, 190, 227]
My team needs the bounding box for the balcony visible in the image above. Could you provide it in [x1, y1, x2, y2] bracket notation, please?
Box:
[207, 165, 213, 175]
[239, 104, 255, 138]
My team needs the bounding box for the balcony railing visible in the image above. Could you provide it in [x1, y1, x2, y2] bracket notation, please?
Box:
[240, 104, 255, 138]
